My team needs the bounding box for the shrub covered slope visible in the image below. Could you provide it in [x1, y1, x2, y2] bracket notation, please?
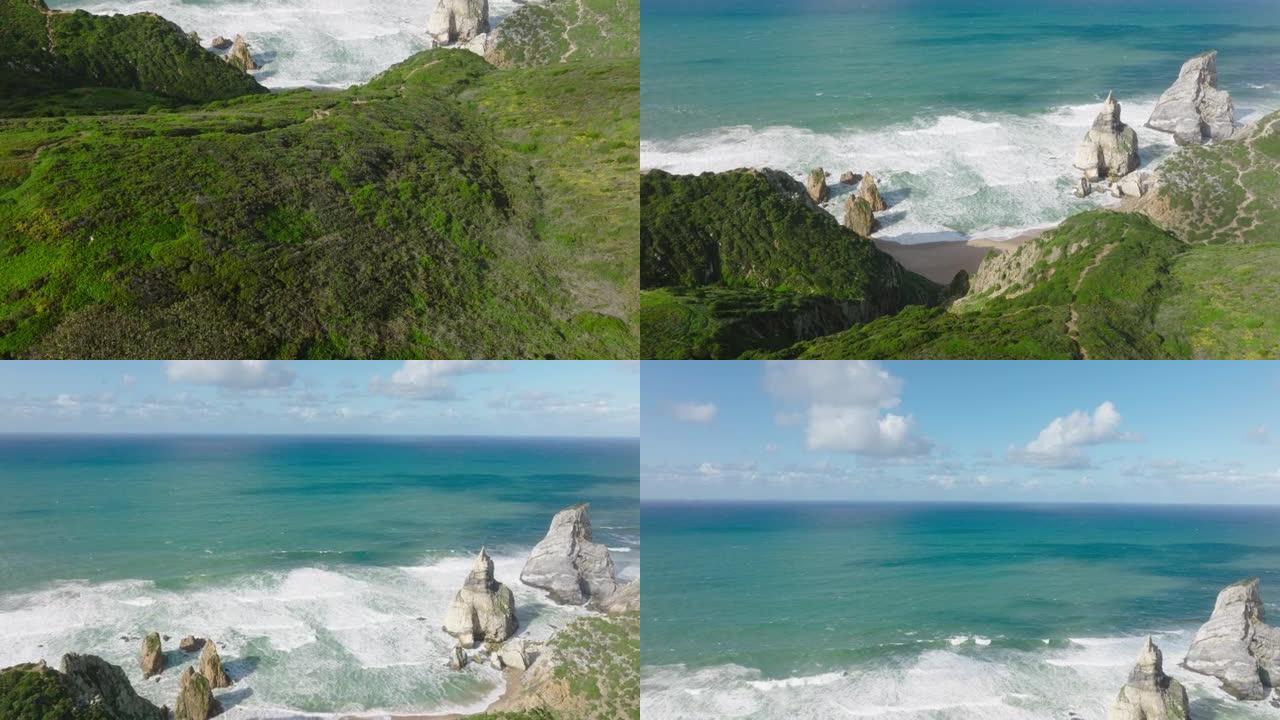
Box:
[0, 0, 638, 358]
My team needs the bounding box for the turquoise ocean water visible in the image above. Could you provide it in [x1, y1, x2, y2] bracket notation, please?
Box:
[641, 502, 1280, 719]
[0, 435, 639, 717]
[642, 0, 1280, 240]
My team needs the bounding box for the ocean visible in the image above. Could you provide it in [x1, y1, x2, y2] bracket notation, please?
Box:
[641, 502, 1280, 720]
[640, 0, 1280, 241]
[0, 435, 639, 718]
[45, 0, 525, 88]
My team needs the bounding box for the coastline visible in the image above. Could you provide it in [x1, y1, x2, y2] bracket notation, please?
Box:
[873, 228, 1046, 284]
[390, 666, 526, 720]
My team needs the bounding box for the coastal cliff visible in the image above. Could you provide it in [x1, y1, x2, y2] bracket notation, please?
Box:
[0, 0, 639, 360]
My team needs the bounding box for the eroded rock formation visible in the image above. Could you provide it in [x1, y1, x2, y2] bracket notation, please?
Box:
[427, 0, 489, 45]
[60, 654, 168, 719]
[1107, 637, 1190, 720]
[443, 548, 518, 647]
[842, 195, 877, 236]
[1147, 50, 1235, 145]
[140, 632, 164, 678]
[805, 168, 829, 203]
[857, 172, 887, 212]
[199, 639, 231, 689]
[175, 666, 222, 720]
[225, 35, 259, 72]
[521, 503, 618, 606]
[1184, 578, 1280, 700]
[1074, 91, 1140, 181]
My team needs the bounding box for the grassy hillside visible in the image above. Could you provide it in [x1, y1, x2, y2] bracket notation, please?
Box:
[485, 0, 639, 69]
[642, 110, 1280, 359]
[0, 2, 638, 358]
[639, 168, 938, 358]
[1, 0, 264, 112]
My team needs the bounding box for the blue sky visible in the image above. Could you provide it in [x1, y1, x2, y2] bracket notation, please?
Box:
[0, 361, 639, 437]
[642, 361, 1280, 504]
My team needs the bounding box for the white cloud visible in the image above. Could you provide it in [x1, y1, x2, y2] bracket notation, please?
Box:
[121, 374, 137, 387]
[1247, 425, 1273, 445]
[371, 361, 502, 400]
[764, 361, 930, 457]
[670, 402, 717, 423]
[166, 361, 295, 390]
[1014, 401, 1134, 468]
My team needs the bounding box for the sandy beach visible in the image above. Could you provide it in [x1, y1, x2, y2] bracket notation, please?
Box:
[874, 228, 1047, 284]
[384, 666, 527, 720]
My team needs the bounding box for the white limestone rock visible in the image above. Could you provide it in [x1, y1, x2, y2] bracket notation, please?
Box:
[1184, 578, 1280, 700]
[443, 548, 518, 645]
[520, 504, 618, 606]
[427, 0, 489, 45]
[1147, 50, 1235, 145]
[1073, 91, 1140, 181]
[1107, 637, 1190, 720]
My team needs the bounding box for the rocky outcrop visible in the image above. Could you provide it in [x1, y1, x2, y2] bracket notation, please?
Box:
[839, 171, 860, 185]
[225, 35, 259, 72]
[1074, 175, 1092, 198]
[857, 172, 887, 212]
[210, 36, 232, 50]
[179, 635, 205, 653]
[427, 0, 489, 45]
[521, 503, 619, 606]
[140, 632, 164, 678]
[1108, 637, 1190, 720]
[448, 645, 468, 671]
[1147, 51, 1235, 145]
[500, 639, 533, 670]
[598, 579, 640, 615]
[1074, 91, 1141, 181]
[199, 639, 232, 689]
[805, 168, 829, 204]
[60, 654, 168, 719]
[842, 195, 877, 236]
[175, 666, 222, 720]
[1184, 578, 1280, 700]
[444, 548, 518, 647]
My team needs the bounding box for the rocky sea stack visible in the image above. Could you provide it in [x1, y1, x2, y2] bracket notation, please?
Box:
[1107, 637, 1190, 720]
[805, 168, 830, 203]
[140, 631, 164, 678]
[199, 639, 232, 689]
[842, 196, 877, 236]
[443, 548, 518, 647]
[427, 0, 490, 44]
[1147, 50, 1235, 145]
[225, 34, 259, 72]
[521, 503, 619, 606]
[175, 666, 222, 720]
[1184, 578, 1280, 700]
[1073, 91, 1141, 181]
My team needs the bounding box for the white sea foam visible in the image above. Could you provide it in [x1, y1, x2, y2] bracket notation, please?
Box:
[640, 94, 1280, 244]
[641, 629, 1280, 720]
[46, 0, 526, 88]
[0, 551, 588, 717]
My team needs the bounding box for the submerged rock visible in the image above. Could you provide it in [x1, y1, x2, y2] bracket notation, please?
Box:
[1184, 578, 1280, 700]
[210, 36, 232, 50]
[225, 34, 259, 72]
[842, 195, 877, 236]
[175, 666, 222, 720]
[857, 172, 887, 212]
[805, 168, 829, 203]
[1147, 50, 1235, 145]
[1107, 637, 1190, 720]
[1073, 91, 1141, 181]
[521, 503, 619, 606]
[1074, 175, 1092, 198]
[426, 0, 490, 45]
[60, 653, 168, 720]
[444, 548, 519, 646]
[448, 645, 468, 671]
[199, 640, 232, 689]
[140, 632, 164, 678]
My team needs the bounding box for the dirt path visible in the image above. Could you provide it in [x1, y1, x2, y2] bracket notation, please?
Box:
[1209, 114, 1279, 243]
[1066, 242, 1116, 359]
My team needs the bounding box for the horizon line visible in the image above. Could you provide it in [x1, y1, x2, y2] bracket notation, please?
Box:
[639, 497, 1280, 509]
[0, 431, 639, 440]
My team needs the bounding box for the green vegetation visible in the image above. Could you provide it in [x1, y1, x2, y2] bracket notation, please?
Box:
[638, 168, 938, 357]
[542, 614, 639, 720]
[0, 665, 109, 720]
[485, 0, 639, 69]
[1, 0, 264, 111]
[641, 111, 1280, 359]
[0, 0, 638, 358]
